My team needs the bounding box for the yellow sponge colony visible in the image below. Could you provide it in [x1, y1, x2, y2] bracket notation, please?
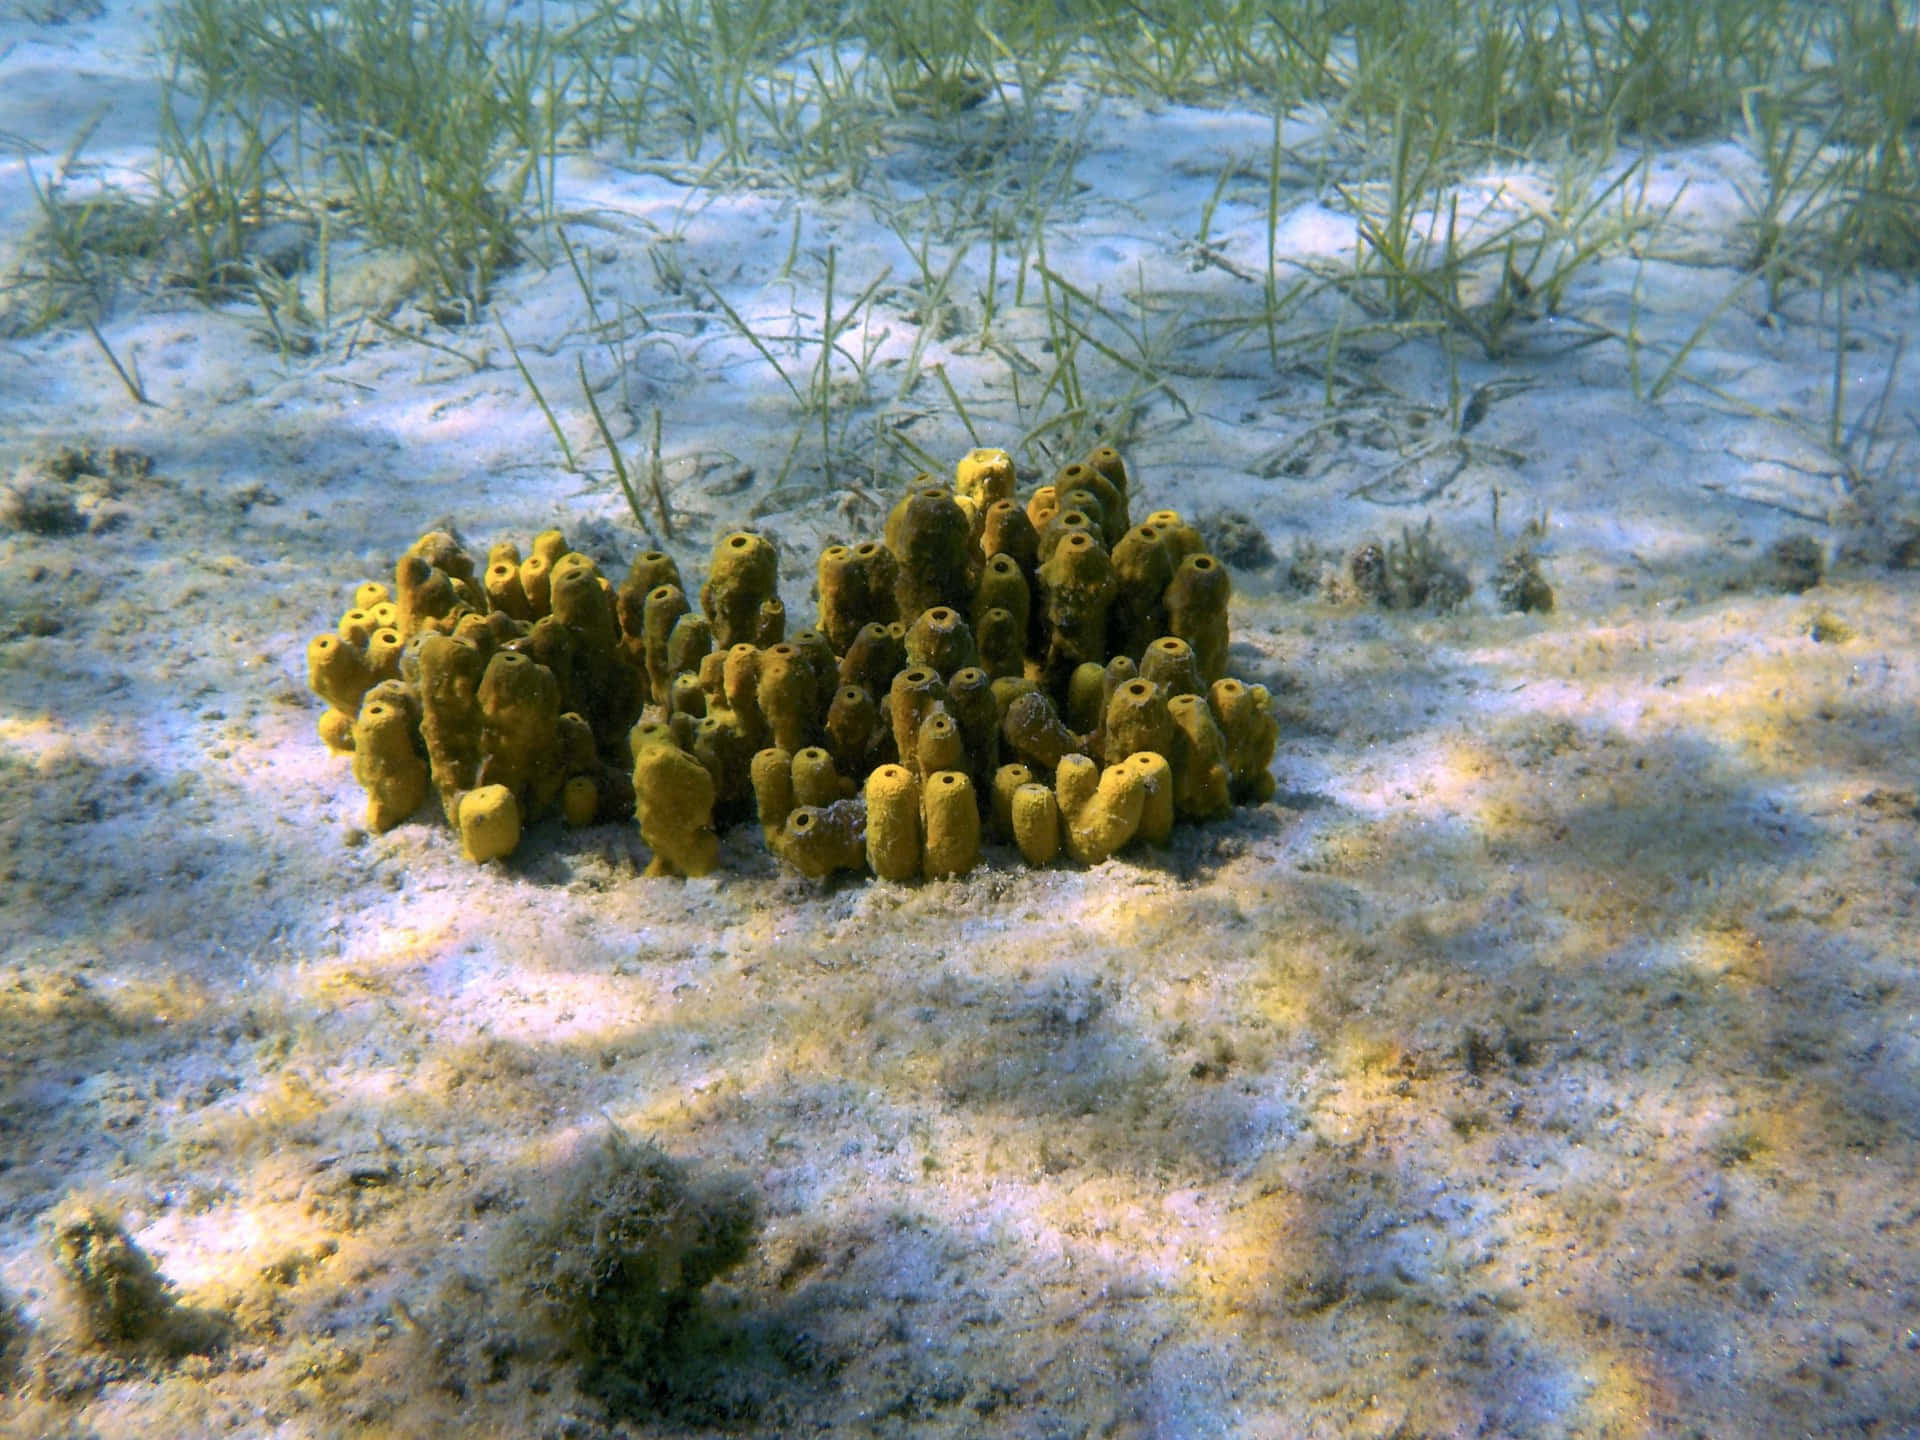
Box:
[302, 447, 1278, 876]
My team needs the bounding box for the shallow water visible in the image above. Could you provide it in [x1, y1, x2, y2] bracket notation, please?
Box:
[3, 2, 1918, 1435]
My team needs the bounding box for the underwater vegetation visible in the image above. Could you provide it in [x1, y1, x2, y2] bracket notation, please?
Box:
[10, 0, 1915, 500]
[1754, 532, 1827, 594]
[32, 1146, 754, 1419]
[1348, 520, 1475, 612]
[1491, 544, 1555, 614]
[508, 1129, 760, 1410]
[0, 446, 151, 539]
[304, 446, 1279, 876]
[1285, 519, 1493, 613]
[46, 1198, 225, 1357]
[48, 1200, 174, 1348]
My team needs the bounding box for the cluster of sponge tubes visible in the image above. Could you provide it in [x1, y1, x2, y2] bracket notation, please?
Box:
[305, 445, 1278, 877]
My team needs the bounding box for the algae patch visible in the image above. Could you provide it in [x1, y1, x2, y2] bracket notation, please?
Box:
[48, 1198, 226, 1356]
[507, 1129, 759, 1410]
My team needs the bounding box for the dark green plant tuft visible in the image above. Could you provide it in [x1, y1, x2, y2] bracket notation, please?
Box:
[1198, 507, 1276, 571]
[1345, 521, 1474, 611]
[48, 1197, 230, 1357]
[1386, 519, 1473, 611]
[1493, 547, 1554, 614]
[49, 1198, 177, 1347]
[515, 1128, 760, 1404]
[1755, 533, 1826, 594]
[0, 1280, 22, 1389]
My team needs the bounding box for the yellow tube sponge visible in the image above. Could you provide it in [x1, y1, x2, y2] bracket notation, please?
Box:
[720, 644, 766, 747]
[754, 595, 786, 647]
[976, 605, 1024, 681]
[888, 665, 947, 780]
[691, 712, 756, 823]
[981, 499, 1040, 590]
[1085, 445, 1132, 514]
[1000, 689, 1083, 775]
[615, 549, 681, 668]
[1026, 484, 1059, 531]
[921, 770, 981, 878]
[1210, 678, 1278, 803]
[561, 775, 599, 828]
[1052, 459, 1127, 547]
[1143, 509, 1204, 565]
[905, 606, 978, 678]
[955, 447, 1017, 511]
[458, 784, 522, 861]
[550, 554, 616, 647]
[417, 633, 485, 822]
[1167, 692, 1233, 820]
[1037, 530, 1115, 691]
[1010, 781, 1061, 866]
[756, 641, 818, 754]
[1166, 552, 1231, 683]
[667, 612, 713, 688]
[483, 555, 532, 621]
[477, 650, 563, 815]
[1057, 753, 1145, 866]
[337, 607, 377, 646]
[815, 544, 860, 655]
[1037, 506, 1100, 568]
[351, 694, 428, 832]
[631, 725, 720, 877]
[318, 708, 355, 754]
[519, 551, 555, 619]
[700, 531, 780, 649]
[839, 621, 906, 699]
[1066, 660, 1109, 735]
[816, 540, 898, 653]
[791, 746, 850, 809]
[886, 483, 973, 618]
[552, 554, 642, 748]
[825, 683, 881, 777]
[408, 529, 478, 585]
[945, 666, 999, 792]
[395, 553, 461, 637]
[912, 708, 965, 778]
[308, 632, 372, 718]
[774, 800, 867, 878]
[1139, 634, 1204, 699]
[991, 762, 1036, 843]
[973, 552, 1030, 649]
[751, 746, 795, 842]
[520, 530, 567, 616]
[787, 627, 840, 706]
[865, 764, 921, 881]
[365, 627, 405, 688]
[1103, 676, 1175, 765]
[641, 584, 690, 709]
[1125, 750, 1174, 846]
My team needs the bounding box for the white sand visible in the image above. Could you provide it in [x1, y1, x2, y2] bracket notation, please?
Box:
[3, 2, 1919, 1436]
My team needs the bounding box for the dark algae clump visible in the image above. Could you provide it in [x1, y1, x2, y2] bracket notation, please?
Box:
[512, 1130, 759, 1412]
[47, 1198, 225, 1356]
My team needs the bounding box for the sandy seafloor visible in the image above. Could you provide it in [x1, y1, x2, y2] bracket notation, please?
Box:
[3, 2, 1920, 1437]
